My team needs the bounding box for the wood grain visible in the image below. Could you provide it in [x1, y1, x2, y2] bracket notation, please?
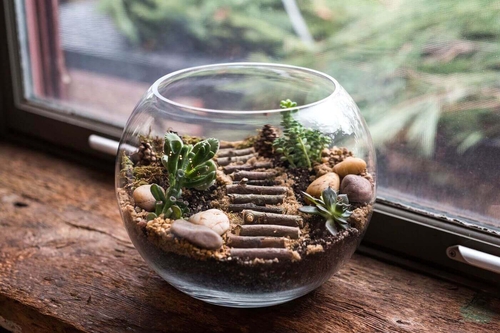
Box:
[0, 142, 499, 333]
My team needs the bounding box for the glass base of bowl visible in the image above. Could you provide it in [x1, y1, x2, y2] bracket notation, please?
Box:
[175, 285, 319, 308]
[166, 276, 322, 308]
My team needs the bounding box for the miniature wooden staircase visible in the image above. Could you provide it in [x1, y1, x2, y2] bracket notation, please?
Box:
[217, 146, 302, 261]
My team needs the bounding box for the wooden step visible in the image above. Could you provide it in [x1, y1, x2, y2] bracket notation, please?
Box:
[242, 210, 303, 227]
[230, 248, 296, 260]
[228, 203, 283, 214]
[227, 235, 286, 248]
[217, 147, 255, 158]
[223, 161, 273, 173]
[231, 179, 280, 186]
[217, 154, 256, 166]
[226, 184, 287, 195]
[232, 170, 276, 181]
[228, 193, 284, 205]
[238, 224, 300, 239]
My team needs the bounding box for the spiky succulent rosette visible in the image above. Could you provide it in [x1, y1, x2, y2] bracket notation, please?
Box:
[299, 187, 352, 236]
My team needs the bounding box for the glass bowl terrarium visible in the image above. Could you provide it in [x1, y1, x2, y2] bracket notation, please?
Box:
[116, 63, 376, 307]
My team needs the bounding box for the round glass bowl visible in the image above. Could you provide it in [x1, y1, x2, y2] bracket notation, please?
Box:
[115, 63, 376, 307]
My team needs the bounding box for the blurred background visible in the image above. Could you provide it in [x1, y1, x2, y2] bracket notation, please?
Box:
[18, 0, 500, 229]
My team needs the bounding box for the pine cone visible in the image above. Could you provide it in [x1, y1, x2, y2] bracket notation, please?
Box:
[254, 124, 279, 158]
[137, 142, 157, 166]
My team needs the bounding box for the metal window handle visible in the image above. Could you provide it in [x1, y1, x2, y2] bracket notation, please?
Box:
[89, 135, 119, 155]
[447, 245, 500, 275]
[88, 135, 136, 155]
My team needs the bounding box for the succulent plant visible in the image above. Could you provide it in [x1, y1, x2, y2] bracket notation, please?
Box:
[273, 99, 331, 169]
[299, 187, 352, 236]
[147, 132, 219, 220]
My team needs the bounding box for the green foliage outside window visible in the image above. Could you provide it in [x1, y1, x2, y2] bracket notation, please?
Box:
[99, 0, 348, 58]
[101, 0, 500, 156]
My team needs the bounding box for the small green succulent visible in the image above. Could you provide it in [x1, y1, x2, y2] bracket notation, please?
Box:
[299, 187, 352, 236]
[147, 132, 219, 220]
[273, 99, 331, 169]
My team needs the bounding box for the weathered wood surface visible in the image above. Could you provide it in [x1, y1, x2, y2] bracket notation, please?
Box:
[0, 141, 499, 333]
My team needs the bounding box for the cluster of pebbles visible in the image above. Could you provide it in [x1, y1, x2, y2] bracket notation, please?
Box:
[119, 133, 375, 266]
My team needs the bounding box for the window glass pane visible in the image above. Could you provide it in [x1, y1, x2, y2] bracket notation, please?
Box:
[15, 0, 500, 230]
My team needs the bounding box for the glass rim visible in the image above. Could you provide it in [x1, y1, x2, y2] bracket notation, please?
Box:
[151, 62, 339, 114]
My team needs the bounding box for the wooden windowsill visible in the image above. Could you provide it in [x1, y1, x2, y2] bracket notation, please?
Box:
[0, 141, 499, 333]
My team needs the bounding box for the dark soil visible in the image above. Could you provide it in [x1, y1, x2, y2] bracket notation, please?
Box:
[287, 167, 314, 206]
[126, 218, 360, 294]
[183, 187, 218, 215]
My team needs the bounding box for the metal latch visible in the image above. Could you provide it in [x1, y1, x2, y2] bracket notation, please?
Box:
[88, 134, 120, 155]
[447, 245, 500, 275]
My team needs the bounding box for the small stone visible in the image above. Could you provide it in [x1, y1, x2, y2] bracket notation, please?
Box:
[314, 163, 333, 177]
[349, 207, 369, 230]
[340, 174, 373, 203]
[189, 209, 230, 235]
[306, 244, 324, 255]
[133, 185, 163, 212]
[171, 219, 223, 250]
[306, 172, 340, 202]
[333, 157, 367, 177]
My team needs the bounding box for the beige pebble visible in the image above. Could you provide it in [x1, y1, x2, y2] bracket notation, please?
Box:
[349, 207, 368, 230]
[333, 157, 367, 177]
[133, 185, 164, 211]
[306, 172, 340, 202]
[189, 209, 230, 235]
[171, 219, 223, 250]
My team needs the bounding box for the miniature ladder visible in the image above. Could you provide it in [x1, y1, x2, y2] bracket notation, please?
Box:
[217, 147, 302, 261]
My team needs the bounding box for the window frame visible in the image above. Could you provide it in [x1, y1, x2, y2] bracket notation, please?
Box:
[1, 0, 119, 167]
[364, 201, 500, 286]
[1, 0, 499, 286]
